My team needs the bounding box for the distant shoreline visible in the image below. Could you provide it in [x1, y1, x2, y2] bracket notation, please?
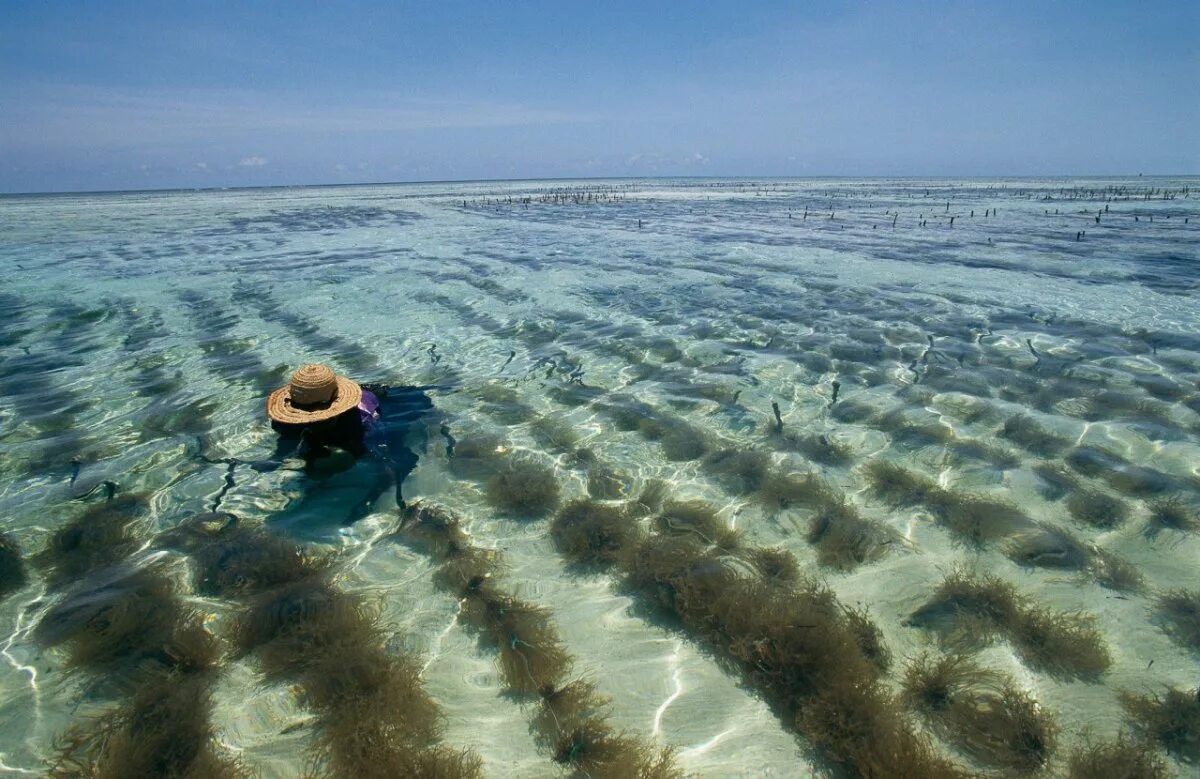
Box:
[3, 173, 1199, 199]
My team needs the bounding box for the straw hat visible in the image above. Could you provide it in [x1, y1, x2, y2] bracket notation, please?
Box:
[266, 364, 362, 424]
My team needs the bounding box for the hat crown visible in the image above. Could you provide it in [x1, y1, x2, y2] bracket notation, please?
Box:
[288, 364, 337, 405]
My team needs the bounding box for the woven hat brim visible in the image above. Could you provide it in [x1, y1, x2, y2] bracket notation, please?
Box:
[266, 375, 362, 424]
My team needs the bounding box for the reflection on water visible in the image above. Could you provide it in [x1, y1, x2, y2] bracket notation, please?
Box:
[1, 178, 1198, 776]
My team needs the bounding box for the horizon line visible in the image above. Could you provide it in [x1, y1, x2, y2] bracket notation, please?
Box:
[3, 171, 1198, 198]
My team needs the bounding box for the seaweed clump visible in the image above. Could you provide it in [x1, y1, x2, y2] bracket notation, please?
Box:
[485, 455, 561, 517]
[397, 503, 570, 693]
[1032, 461, 1079, 501]
[865, 460, 1034, 546]
[0, 533, 26, 601]
[1121, 686, 1200, 764]
[769, 429, 855, 467]
[655, 501, 741, 552]
[755, 469, 841, 514]
[35, 500, 237, 778]
[657, 423, 711, 462]
[702, 447, 771, 494]
[551, 500, 643, 568]
[160, 512, 332, 597]
[47, 674, 243, 779]
[544, 484, 961, 775]
[1067, 489, 1130, 529]
[35, 566, 219, 678]
[901, 653, 1058, 772]
[746, 546, 800, 585]
[396, 502, 680, 775]
[585, 461, 630, 500]
[459, 586, 573, 695]
[623, 535, 962, 777]
[1156, 589, 1200, 653]
[35, 494, 147, 588]
[1065, 734, 1169, 779]
[906, 570, 1110, 679]
[233, 569, 482, 777]
[446, 432, 507, 479]
[535, 681, 681, 779]
[1144, 496, 1200, 537]
[1000, 414, 1071, 456]
[805, 501, 899, 571]
[1087, 548, 1145, 592]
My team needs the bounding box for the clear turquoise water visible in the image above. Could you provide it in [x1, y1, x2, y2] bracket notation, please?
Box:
[1, 177, 1198, 776]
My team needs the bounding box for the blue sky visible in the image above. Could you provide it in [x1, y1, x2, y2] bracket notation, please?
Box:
[1, 1, 1197, 192]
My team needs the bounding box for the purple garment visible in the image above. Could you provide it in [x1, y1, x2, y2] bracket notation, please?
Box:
[358, 390, 380, 430]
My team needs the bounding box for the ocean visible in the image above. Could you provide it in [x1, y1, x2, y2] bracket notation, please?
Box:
[1, 177, 1197, 776]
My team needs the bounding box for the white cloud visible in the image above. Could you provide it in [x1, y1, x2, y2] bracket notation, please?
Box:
[238, 155, 268, 167]
[194, 161, 209, 169]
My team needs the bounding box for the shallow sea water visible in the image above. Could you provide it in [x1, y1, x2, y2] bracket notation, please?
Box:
[0, 177, 1198, 777]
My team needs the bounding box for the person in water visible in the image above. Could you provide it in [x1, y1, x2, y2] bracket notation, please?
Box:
[264, 363, 431, 531]
[266, 363, 380, 460]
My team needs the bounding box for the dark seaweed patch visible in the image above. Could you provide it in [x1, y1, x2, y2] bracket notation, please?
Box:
[35, 565, 219, 680]
[47, 673, 243, 779]
[865, 461, 1032, 545]
[658, 424, 711, 461]
[1087, 548, 1145, 592]
[947, 438, 1022, 469]
[1156, 589, 1200, 653]
[775, 431, 856, 467]
[474, 383, 536, 425]
[0, 534, 26, 601]
[655, 501, 740, 552]
[446, 432, 507, 479]
[902, 653, 1057, 772]
[702, 448, 771, 494]
[829, 399, 878, 424]
[1066, 733, 1169, 779]
[844, 606, 892, 673]
[745, 547, 800, 584]
[460, 585, 572, 695]
[805, 501, 898, 571]
[586, 461, 629, 499]
[1066, 448, 1174, 497]
[621, 534, 962, 776]
[1000, 414, 1071, 456]
[1067, 489, 1130, 529]
[397, 502, 678, 774]
[864, 460, 941, 506]
[1032, 462, 1080, 501]
[485, 455, 561, 517]
[1121, 686, 1200, 764]
[233, 573, 481, 776]
[551, 500, 643, 567]
[161, 514, 332, 597]
[548, 719, 681, 778]
[756, 470, 841, 514]
[877, 408, 954, 447]
[529, 415, 579, 452]
[906, 570, 1110, 678]
[34, 495, 148, 589]
[1145, 496, 1200, 537]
